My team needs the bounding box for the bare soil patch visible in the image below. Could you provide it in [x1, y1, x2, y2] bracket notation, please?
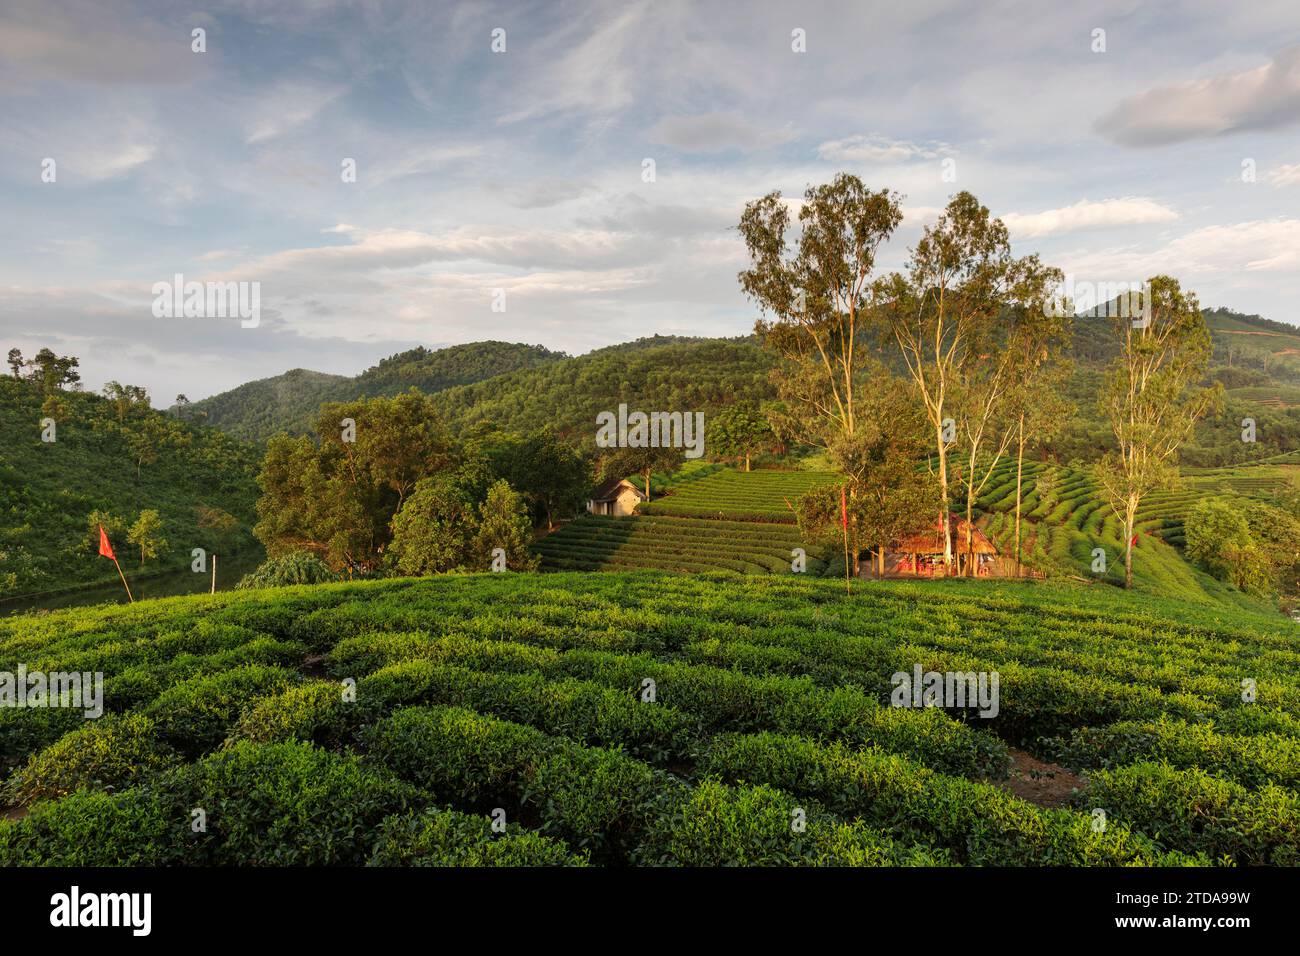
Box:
[992, 747, 1083, 809]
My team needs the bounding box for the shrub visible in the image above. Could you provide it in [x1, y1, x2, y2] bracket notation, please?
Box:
[0, 707, 88, 777]
[0, 788, 179, 866]
[1086, 762, 1300, 866]
[142, 665, 297, 755]
[5, 713, 178, 806]
[1184, 498, 1271, 595]
[367, 808, 587, 866]
[358, 662, 694, 762]
[1056, 716, 1300, 790]
[364, 706, 547, 806]
[633, 779, 949, 867]
[522, 745, 666, 861]
[226, 682, 358, 747]
[236, 551, 338, 590]
[699, 732, 1200, 866]
[169, 741, 413, 865]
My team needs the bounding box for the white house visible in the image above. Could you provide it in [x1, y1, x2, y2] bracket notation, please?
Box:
[586, 477, 647, 516]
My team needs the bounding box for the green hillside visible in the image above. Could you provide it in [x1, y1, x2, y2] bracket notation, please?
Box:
[2, 572, 1296, 867]
[974, 459, 1271, 612]
[187, 341, 563, 443]
[431, 336, 775, 440]
[559, 462, 1274, 613]
[0, 378, 261, 599]
[180, 368, 349, 443]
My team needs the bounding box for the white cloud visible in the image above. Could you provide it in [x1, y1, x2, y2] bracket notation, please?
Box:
[366, 144, 484, 187]
[1001, 198, 1179, 238]
[1266, 163, 1300, 187]
[224, 225, 644, 277]
[245, 83, 346, 145]
[497, 2, 652, 123]
[816, 135, 954, 164]
[1058, 218, 1300, 278]
[1096, 44, 1300, 146]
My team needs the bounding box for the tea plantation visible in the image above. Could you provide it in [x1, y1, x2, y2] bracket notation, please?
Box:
[534, 515, 824, 574]
[976, 459, 1271, 611]
[2, 572, 1297, 866]
[536, 469, 836, 574]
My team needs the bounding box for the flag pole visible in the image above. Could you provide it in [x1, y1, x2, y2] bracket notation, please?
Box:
[113, 554, 134, 603]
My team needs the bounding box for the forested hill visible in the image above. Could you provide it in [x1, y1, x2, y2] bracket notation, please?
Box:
[185, 310, 1300, 455]
[1070, 304, 1300, 372]
[430, 336, 776, 439]
[185, 341, 563, 443]
[0, 377, 260, 597]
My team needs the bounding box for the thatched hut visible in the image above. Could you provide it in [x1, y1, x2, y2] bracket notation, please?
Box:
[871, 513, 999, 577]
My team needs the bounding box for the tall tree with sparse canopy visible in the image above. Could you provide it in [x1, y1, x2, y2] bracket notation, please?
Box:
[737, 173, 903, 450]
[880, 192, 1041, 570]
[1095, 275, 1216, 588]
[951, 258, 1065, 575]
[605, 445, 683, 501]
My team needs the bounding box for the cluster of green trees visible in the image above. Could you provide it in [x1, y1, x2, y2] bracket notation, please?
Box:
[7, 347, 81, 423]
[251, 391, 588, 577]
[738, 173, 1215, 587]
[739, 176, 1071, 578]
[1185, 494, 1300, 598]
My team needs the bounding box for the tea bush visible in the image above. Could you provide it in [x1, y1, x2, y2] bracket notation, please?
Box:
[368, 808, 587, 866]
[2, 570, 1297, 867]
[5, 713, 178, 806]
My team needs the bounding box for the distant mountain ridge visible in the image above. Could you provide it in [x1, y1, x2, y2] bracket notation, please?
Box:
[185, 341, 564, 442]
[187, 311, 1300, 447]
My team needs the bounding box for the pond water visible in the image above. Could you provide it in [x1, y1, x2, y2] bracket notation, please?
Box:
[2, 550, 265, 616]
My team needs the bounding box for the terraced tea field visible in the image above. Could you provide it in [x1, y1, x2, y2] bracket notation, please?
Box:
[2, 573, 1296, 867]
[536, 468, 837, 575]
[549, 462, 1276, 611]
[976, 460, 1269, 611]
[534, 515, 824, 574]
[640, 468, 840, 522]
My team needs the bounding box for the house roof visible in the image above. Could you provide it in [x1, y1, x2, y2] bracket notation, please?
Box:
[589, 477, 647, 502]
[893, 513, 998, 555]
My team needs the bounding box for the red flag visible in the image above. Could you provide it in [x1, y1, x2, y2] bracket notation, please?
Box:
[98, 524, 116, 560]
[841, 486, 849, 530]
[1129, 533, 1138, 548]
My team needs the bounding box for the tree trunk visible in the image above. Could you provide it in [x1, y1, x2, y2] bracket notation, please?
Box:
[965, 497, 976, 578]
[1014, 414, 1025, 577]
[644, 471, 651, 502]
[936, 423, 952, 571]
[1123, 503, 1136, 589]
[877, 542, 885, 578]
[745, 453, 751, 472]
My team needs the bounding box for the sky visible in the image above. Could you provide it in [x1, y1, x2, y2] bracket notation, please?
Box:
[1, 0, 1298, 404]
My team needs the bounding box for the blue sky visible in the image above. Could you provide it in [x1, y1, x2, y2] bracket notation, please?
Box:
[1, 0, 1298, 403]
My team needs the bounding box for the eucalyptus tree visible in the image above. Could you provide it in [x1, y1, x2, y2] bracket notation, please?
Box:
[737, 173, 903, 451]
[880, 192, 1061, 571]
[1095, 275, 1216, 588]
